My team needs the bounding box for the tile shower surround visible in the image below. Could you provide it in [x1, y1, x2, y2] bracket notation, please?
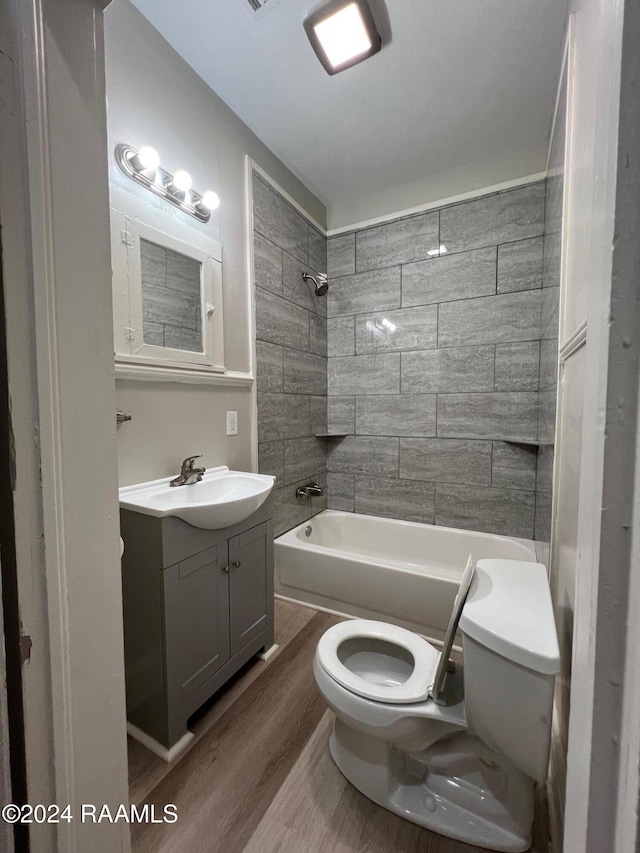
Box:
[325, 181, 551, 540]
[255, 178, 559, 540]
[253, 174, 328, 537]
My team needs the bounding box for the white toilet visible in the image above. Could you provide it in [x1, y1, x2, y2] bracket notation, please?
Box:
[313, 558, 560, 853]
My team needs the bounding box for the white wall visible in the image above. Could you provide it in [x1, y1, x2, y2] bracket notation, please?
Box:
[327, 151, 546, 233]
[116, 381, 254, 486]
[541, 35, 573, 846]
[548, 334, 584, 842]
[104, 0, 325, 485]
[556, 0, 634, 848]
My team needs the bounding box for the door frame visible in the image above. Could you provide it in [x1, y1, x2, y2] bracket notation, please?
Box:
[0, 238, 17, 853]
[1, 0, 130, 850]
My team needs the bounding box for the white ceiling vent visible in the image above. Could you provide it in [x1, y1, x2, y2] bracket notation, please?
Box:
[243, 0, 286, 16]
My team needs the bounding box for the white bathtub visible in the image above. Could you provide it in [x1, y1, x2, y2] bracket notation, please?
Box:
[274, 510, 537, 644]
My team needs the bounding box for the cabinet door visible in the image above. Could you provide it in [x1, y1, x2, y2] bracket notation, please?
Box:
[164, 543, 230, 704]
[228, 521, 271, 657]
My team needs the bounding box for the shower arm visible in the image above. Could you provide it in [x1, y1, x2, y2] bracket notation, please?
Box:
[302, 272, 328, 286]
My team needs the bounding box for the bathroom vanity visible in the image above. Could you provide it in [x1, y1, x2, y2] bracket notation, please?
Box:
[120, 497, 274, 757]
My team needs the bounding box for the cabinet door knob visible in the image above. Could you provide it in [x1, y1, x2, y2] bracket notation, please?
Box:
[232, 560, 242, 568]
[221, 565, 230, 574]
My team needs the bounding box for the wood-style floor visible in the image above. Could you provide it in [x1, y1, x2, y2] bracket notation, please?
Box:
[129, 600, 549, 853]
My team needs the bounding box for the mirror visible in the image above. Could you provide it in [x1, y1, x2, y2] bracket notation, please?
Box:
[140, 239, 203, 353]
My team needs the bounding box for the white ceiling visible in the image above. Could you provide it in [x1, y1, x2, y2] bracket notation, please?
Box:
[129, 0, 569, 225]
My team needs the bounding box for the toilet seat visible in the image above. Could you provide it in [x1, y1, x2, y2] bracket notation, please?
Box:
[316, 619, 440, 704]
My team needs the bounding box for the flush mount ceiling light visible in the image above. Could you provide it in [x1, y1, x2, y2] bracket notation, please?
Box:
[304, 0, 382, 75]
[115, 144, 220, 223]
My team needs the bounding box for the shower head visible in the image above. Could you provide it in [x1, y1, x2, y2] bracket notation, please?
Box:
[302, 271, 329, 297]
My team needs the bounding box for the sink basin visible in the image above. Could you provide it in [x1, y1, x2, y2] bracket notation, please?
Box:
[119, 466, 276, 530]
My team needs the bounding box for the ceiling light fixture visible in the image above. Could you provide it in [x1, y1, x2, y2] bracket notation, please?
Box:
[115, 144, 220, 223]
[304, 0, 382, 75]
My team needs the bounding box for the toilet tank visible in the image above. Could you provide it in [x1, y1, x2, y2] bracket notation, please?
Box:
[459, 559, 560, 783]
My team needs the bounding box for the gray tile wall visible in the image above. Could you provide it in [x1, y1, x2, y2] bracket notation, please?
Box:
[255, 176, 560, 542]
[253, 173, 328, 537]
[326, 182, 552, 539]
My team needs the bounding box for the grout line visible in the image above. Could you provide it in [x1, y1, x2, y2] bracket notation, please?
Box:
[493, 344, 497, 391]
[490, 440, 494, 487]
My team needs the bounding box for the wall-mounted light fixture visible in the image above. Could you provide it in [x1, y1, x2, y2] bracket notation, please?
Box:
[304, 0, 382, 75]
[115, 144, 220, 223]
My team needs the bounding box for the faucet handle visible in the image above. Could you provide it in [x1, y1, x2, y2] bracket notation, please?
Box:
[181, 454, 202, 472]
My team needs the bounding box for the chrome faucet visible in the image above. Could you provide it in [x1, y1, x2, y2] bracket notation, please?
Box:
[170, 455, 206, 487]
[296, 482, 324, 500]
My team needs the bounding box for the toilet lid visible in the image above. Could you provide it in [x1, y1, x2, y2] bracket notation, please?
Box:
[316, 620, 440, 704]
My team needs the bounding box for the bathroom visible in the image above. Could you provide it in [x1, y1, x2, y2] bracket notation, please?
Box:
[0, 0, 637, 852]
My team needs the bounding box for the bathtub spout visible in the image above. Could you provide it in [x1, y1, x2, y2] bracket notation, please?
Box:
[296, 482, 324, 500]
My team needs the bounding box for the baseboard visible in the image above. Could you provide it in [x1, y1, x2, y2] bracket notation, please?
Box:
[127, 722, 194, 763]
[257, 643, 279, 662]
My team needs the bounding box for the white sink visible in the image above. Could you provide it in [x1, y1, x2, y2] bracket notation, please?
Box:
[119, 466, 276, 530]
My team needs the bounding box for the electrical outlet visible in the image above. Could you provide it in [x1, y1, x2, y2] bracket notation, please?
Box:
[226, 411, 238, 436]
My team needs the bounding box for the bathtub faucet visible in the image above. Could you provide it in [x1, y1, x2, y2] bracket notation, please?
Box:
[296, 482, 324, 500]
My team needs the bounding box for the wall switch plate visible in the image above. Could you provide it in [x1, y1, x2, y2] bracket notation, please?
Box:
[226, 411, 238, 436]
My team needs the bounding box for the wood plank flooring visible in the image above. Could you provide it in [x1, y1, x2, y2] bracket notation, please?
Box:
[127, 599, 317, 805]
[129, 600, 549, 853]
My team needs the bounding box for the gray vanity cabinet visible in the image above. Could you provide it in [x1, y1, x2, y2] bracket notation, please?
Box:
[229, 522, 271, 656]
[164, 543, 231, 705]
[120, 497, 274, 753]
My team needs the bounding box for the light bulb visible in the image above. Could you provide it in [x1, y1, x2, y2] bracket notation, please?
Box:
[135, 146, 160, 171]
[200, 191, 220, 211]
[172, 170, 192, 192]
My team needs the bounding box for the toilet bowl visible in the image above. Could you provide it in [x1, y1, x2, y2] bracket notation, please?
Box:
[313, 558, 560, 853]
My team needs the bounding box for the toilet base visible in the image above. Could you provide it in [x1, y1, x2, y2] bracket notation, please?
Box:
[329, 716, 534, 853]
